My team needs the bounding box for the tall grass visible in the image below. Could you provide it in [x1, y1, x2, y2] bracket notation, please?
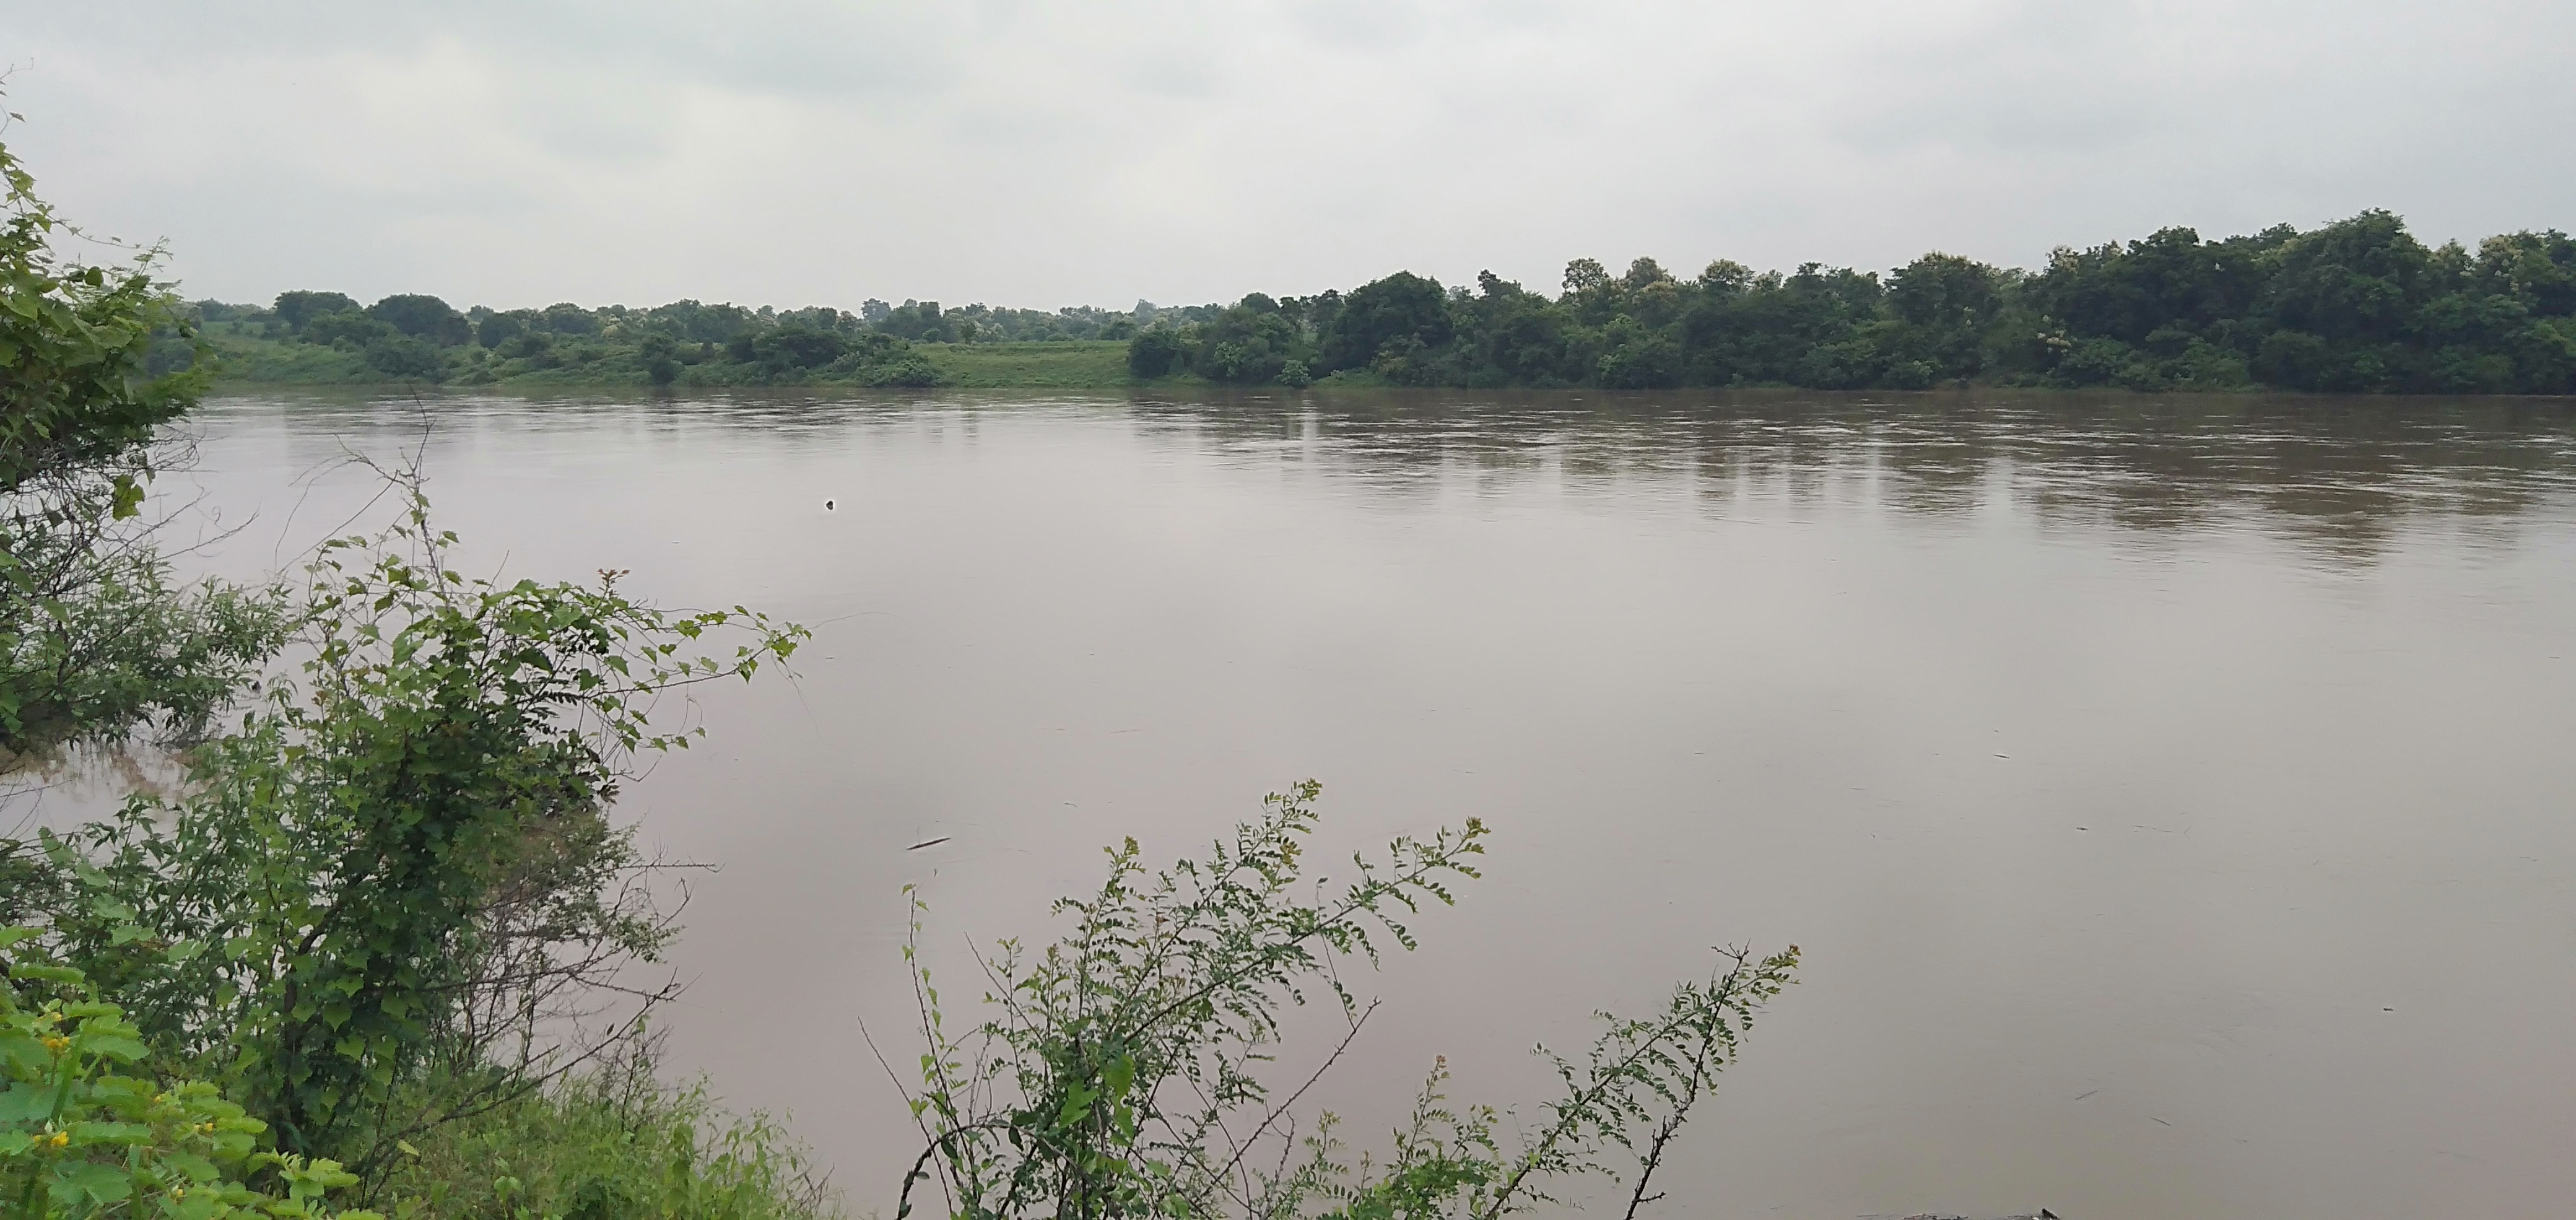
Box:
[377, 1042, 838, 1220]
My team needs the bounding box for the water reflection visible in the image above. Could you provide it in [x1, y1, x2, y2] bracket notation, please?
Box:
[232, 389, 2576, 567]
[1162, 390, 2576, 557]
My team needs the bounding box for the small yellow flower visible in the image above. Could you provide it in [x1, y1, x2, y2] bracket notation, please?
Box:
[41, 1036, 70, 1053]
[48, 1131, 69, 1148]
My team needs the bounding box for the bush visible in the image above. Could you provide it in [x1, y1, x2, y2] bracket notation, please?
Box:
[43, 486, 806, 1171]
[361, 335, 446, 381]
[895, 782, 1798, 1220]
[303, 312, 393, 349]
[748, 325, 848, 375]
[2253, 329, 2331, 389]
[2054, 336, 2138, 386]
[859, 355, 941, 388]
[1126, 329, 1186, 378]
[2, 926, 376, 1220]
[641, 334, 682, 386]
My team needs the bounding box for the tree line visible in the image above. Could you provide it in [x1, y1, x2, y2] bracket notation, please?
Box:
[1130, 212, 2576, 393]
[199, 210, 2573, 394]
[195, 293, 1192, 386]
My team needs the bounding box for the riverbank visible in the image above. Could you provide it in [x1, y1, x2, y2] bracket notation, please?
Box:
[199, 328, 1177, 390]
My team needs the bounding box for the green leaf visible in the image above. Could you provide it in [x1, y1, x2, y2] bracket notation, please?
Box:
[162, 1188, 222, 1220]
[0, 1034, 46, 1072]
[162, 1152, 220, 1182]
[77, 1033, 149, 1062]
[53, 1161, 136, 1206]
[68, 1120, 157, 1146]
[0, 1081, 51, 1122]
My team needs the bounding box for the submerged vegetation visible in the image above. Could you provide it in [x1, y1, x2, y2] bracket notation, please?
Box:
[197, 210, 2576, 394]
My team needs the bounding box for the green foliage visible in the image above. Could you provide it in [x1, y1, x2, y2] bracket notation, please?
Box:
[196, 211, 2576, 394]
[300, 315, 393, 352]
[639, 334, 681, 386]
[0, 546, 285, 770]
[360, 298, 468, 349]
[271, 295, 358, 333]
[41, 482, 806, 1174]
[1126, 331, 1185, 379]
[207, 298, 965, 389]
[912, 343, 1130, 390]
[1320, 274, 1451, 376]
[0, 144, 202, 498]
[1, 129, 287, 767]
[371, 1041, 835, 1220]
[896, 783, 1798, 1220]
[2, 926, 376, 1220]
[359, 337, 444, 383]
[11, 108, 831, 1220]
[877, 303, 957, 344]
[1101, 213, 2576, 392]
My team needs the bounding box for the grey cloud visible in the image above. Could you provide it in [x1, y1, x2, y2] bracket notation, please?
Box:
[2, 0, 2569, 311]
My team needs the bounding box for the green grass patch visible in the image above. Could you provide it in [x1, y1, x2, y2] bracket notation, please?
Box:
[919, 341, 1137, 388]
[378, 1046, 838, 1220]
[201, 331, 1198, 391]
[204, 331, 379, 383]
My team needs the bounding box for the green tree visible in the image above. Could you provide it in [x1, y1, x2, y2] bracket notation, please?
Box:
[742, 325, 847, 377]
[1884, 253, 2005, 380]
[638, 333, 681, 385]
[472, 312, 529, 349]
[360, 336, 445, 381]
[535, 304, 599, 338]
[301, 313, 393, 349]
[362, 296, 470, 347]
[1126, 330, 1186, 378]
[1, 131, 284, 768]
[1595, 318, 1681, 389]
[1318, 273, 1451, 374]
[270, 292, 359, 332]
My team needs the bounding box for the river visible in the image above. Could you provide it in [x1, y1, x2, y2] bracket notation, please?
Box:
[69, 390, 2576, 1217]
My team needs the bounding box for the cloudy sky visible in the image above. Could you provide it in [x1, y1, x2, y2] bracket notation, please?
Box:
[5, 1, 2570, 313]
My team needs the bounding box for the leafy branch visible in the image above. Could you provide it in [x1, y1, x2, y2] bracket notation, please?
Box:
[889, 785, 1798, 1220]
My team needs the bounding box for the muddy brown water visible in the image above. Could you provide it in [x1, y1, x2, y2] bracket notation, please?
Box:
[28, 389, 2576, 1218]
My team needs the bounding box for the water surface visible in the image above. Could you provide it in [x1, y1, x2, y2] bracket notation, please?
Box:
[88, 390, 2576, 1218]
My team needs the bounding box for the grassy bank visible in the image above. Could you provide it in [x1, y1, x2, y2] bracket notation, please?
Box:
[920, 340, 1136, 388]
[378, 1046, 837, 1220]
[201, 328, 1164, 391]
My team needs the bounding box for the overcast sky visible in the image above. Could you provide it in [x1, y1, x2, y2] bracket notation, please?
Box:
[6, 1, 2570, 313]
